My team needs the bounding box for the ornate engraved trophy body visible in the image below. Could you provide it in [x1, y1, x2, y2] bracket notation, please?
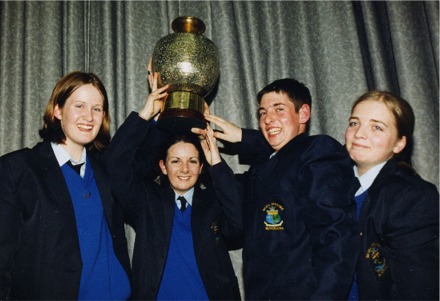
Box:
[152, 16, 220, 131]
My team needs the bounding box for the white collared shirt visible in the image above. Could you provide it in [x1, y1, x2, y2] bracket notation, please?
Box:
[51, 142, 86, 177]
[175, 188, 194, 210]
[269, 151, 277, 159]
[353, 161, 387, 196]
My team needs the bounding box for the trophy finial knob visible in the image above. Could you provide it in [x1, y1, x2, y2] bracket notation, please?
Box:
[171, 16, 206, 35]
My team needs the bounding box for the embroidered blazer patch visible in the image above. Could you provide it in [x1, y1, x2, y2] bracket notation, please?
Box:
[263, 202, 284, 230]
[366, 242, 388, 277]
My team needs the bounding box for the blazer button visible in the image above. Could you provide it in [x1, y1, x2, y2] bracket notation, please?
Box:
[359, 232, 363, 236]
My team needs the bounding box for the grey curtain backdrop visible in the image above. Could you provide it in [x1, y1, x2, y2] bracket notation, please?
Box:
[1, 1, 438, 297]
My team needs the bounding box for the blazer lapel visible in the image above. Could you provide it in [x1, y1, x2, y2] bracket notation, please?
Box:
[190, 186, 212, 243]
[249, 154, 279, 198]
[358, 159, 396, 226]
[89, 155, 113, 230]
[157, 185, 176, 240]
[30, 142, 77, 232]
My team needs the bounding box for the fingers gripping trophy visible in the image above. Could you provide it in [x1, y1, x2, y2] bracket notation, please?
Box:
[151, 16, 220, 132]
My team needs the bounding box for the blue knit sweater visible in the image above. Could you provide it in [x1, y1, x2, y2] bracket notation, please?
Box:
[62, 159, 130, 300]
[157, 204, 209, 300]
[348, 190, 368, 301]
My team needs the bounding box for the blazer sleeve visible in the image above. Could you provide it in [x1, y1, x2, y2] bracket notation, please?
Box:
[385, 179, 439, 300]
[238, 129, 272, 154]
[0, 152, 26, 299]
[221, 128, 272, 165]
[105, 112, 159, 227]
[206, 161, 243, 239]
[298, 136, 359, 300]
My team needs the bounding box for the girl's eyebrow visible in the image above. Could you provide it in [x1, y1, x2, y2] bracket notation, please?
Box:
[350, 116, 389, 128]
[370, 119, 388, 128]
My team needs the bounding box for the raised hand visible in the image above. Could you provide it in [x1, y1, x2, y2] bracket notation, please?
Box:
[204, 114, 242, 143]
[198, 123, 221, 166]
[139, 58, 169, 121]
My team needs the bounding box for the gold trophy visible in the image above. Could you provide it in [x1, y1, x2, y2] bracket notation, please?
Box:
[151, 16, 220, 131]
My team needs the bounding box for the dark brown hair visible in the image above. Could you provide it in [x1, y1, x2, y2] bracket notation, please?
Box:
[159, 132, 205, 163]
[257, 78, 312, 111]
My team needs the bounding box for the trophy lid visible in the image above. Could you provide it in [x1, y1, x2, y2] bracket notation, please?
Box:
[171, 16, 206, 35]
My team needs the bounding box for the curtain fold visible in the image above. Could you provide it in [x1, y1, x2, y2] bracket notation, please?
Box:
[1, 0, 437, 190]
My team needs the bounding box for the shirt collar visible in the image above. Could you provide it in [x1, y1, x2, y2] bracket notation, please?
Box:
[175, 187, 195, 206]
[353, 161, 387, 196]
[51, 142, 86, 166]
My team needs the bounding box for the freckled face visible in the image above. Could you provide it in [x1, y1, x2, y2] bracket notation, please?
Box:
[345, 100, 406, 175]
[159, 142, 203, 195]
[258, 92, 309, 151]
[54, 84, 105, 150]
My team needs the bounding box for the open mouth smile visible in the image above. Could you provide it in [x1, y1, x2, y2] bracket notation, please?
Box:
[267, 128, 281, 136]
[78, 124, 93, 131]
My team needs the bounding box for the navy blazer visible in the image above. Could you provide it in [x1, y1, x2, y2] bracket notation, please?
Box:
[106, 113, 242, 300]
[0, 142, 130, 300]
[237, 129, 358, 300]
[356, 158, 439, 300]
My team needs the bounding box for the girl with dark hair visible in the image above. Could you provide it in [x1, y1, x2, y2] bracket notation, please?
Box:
[345, 90, 439, 300]
[0, 71, 131, 300]
[105, 72, 242, 300]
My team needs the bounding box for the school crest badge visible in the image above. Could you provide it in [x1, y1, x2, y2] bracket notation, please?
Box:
[366, 242, 388, 277]
[263, 203, 284, 230]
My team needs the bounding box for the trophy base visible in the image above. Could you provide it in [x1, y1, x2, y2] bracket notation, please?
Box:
[157, 108, 207, 132]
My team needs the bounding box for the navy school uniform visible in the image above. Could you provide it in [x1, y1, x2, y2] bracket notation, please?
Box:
[354, 159, 439, 300]
[0, 142, 131, 300]
[236, 129, 359, 300]
[105, 112, 242, 300]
